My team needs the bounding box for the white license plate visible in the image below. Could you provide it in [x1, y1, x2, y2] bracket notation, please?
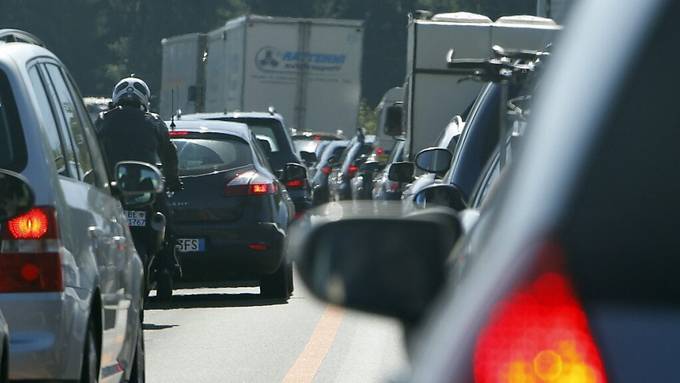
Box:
[125, 211, 146, 227]
[176, 239, 206, 253]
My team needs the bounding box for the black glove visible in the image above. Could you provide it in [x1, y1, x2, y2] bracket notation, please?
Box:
[167, 177, 184, 192]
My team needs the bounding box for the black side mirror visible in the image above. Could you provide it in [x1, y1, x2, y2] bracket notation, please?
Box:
[415, 147, 453, 174]
[300, 151, 318, 164]
[290, 206, 461, 324]
[284, 163, 307, 181]
[0, 170, 35, 221]
[354, 154, 369, 166]
[384, 104, 403, 136]
[388, 162, 415, 183]
[414, 183, 467, 212]
[115, 161, 164, 206]
[327, 156, 338, 166]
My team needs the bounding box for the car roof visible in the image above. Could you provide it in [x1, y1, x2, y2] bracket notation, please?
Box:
[0, 41, 58, 71]
[180, 111, 284, 122]
[165, 120, 252, 142]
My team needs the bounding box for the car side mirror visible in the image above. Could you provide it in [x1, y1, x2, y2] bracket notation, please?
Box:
[284, 163, 307, 182]
[354, 154, 369, 166]
[0, 170, 35, 221]
[384, 104, 403, 136]
[415, 147, 453, 174]
[290, 207, 461, 324]
[388, 162, 415, 183]
[115, 161, 164, 206]
[257, 138, 273, 156]
[414, 183, 467, 212]
[300, 151, 318, 164]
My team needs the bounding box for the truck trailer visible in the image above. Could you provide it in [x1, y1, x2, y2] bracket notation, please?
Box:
[403, 12, 560, 159]
[160, 15, 364, 135]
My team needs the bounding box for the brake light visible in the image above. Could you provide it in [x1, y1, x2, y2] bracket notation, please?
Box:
[8, 208, 49, 239]
[224, 171, 277, 196]
[376, 147, 384, 156]
[474, 242, 606, 383]
[0, 206, 63, 292]
[386, 180, 400, 193]
[285, 179, 304, 189]
[321, 166, 332, 176]
[248, 243, 269, 251]
[347, 165, 359, 177]
[169, 130, 190, 137]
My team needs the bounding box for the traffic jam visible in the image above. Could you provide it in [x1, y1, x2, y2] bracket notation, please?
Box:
[0, 0, 678, 382]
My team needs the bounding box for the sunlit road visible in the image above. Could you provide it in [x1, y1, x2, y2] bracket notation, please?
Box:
[143, 271, 407, 383]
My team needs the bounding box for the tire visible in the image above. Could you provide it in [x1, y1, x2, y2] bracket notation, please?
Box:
[261, 262, 291, 300]
[156, 270, 173, 301]
[128, 322, 145, 383]
[1, 342, 8, 383]
[81, 319, 100, 383]
[286, 264, 294, 296]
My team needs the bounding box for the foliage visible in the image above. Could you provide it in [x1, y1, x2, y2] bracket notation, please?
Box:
[358, 99, 378, 135]
[0, 0, 535, 106]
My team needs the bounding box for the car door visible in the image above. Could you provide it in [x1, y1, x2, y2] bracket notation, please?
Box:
[41, 61, 130, 375]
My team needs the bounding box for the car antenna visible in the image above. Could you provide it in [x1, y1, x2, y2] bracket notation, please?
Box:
[170, 89, 176, 130]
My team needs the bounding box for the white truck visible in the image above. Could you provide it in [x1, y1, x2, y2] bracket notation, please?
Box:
[160, 15, 364, 134]
[159, 32, 208, 118]
[403, 12, 560, 159]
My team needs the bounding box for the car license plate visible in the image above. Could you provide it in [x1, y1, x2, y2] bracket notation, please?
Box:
[176, 239, 206, 253]
[125, 211, 146, 227]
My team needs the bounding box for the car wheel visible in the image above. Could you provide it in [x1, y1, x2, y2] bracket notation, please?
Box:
[287, 263, 294, 296]
[261, 262, 291, 300]
[156, 270, 173, 301]
[1, 342, 7, 383]
[128, 321, 145, 383]
[81, 319, 100, 383]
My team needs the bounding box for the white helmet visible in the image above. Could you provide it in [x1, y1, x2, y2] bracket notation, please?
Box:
[112, 77, 150, 111]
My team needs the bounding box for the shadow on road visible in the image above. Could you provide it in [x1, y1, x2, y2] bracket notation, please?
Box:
[145, 292, 288, 310]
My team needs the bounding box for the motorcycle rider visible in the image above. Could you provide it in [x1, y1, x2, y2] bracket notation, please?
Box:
[95, 76, 182, 292]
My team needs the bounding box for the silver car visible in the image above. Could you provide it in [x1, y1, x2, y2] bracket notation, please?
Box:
[0, 30, 145, 382]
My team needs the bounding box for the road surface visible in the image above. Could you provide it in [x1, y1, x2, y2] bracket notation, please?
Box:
[144, 273, 408, 382]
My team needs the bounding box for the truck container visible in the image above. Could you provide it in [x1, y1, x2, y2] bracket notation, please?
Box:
[160, 33, 207, 118]
[160, 15, 364, 134]
[403, 12, 560, 159]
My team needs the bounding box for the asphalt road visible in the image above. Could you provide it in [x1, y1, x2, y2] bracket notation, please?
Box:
[143, 273, 408, 383]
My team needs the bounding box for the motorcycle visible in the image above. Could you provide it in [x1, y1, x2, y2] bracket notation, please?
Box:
[121, 178, 180, 301]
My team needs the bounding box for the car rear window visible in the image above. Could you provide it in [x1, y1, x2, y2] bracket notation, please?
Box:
[216, 118, 289, 154]
[173, 136, 253, 176]
[0, 70, 27, 172]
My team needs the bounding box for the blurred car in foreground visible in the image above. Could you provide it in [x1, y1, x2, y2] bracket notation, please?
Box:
[289, 0, 680, 381]
[181, 112, 312, 216]
[0, 31, 148, 382]
[167, 120, 298, 299]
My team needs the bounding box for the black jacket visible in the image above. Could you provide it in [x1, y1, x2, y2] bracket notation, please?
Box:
[95, 106, 180, 187]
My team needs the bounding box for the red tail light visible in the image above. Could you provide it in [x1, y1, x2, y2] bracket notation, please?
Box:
[8, 208, 50, 239]
[347, 165, 359, 178]
[224, 172, 278, 196]
[0, 207, 63, 292]
[248, 243, 269, 251]
[474, 242, 606, 383]
[169, 130, 190, 137]
[376, 147, 385, 156]
[386, 180, 400, 193]
[321, 166, 332, 176]
[285, 179, 304, 189]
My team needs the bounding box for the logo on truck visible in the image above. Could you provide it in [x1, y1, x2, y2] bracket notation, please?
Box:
[255, 46, 347, 73]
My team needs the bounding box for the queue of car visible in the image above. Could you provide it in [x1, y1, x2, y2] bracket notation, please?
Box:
[289, 1, 680, 382]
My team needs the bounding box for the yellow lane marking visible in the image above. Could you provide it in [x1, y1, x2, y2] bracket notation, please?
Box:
[282, 306, 345, 383]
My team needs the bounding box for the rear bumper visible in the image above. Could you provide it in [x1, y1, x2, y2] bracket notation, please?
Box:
[288, 189, 312, 213]
[174, 222, 286, 281]
[0, 288, 87, 381]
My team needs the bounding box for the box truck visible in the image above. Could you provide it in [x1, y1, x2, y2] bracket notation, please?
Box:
[160, 15, 364, 134]
[159, 33, 207, 118]
[403, 12, 560, 159]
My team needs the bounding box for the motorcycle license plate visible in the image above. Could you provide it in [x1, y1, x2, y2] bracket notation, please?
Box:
[177, 239, 205, 253]
[125, 211, 147, 227]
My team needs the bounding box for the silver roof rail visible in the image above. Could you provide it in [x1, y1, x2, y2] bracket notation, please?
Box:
[0, 29, 46, 47]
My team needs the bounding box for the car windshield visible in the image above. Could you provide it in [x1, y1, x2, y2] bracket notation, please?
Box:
[173, 136, 253, 176]
[0, 71, 26, 172]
